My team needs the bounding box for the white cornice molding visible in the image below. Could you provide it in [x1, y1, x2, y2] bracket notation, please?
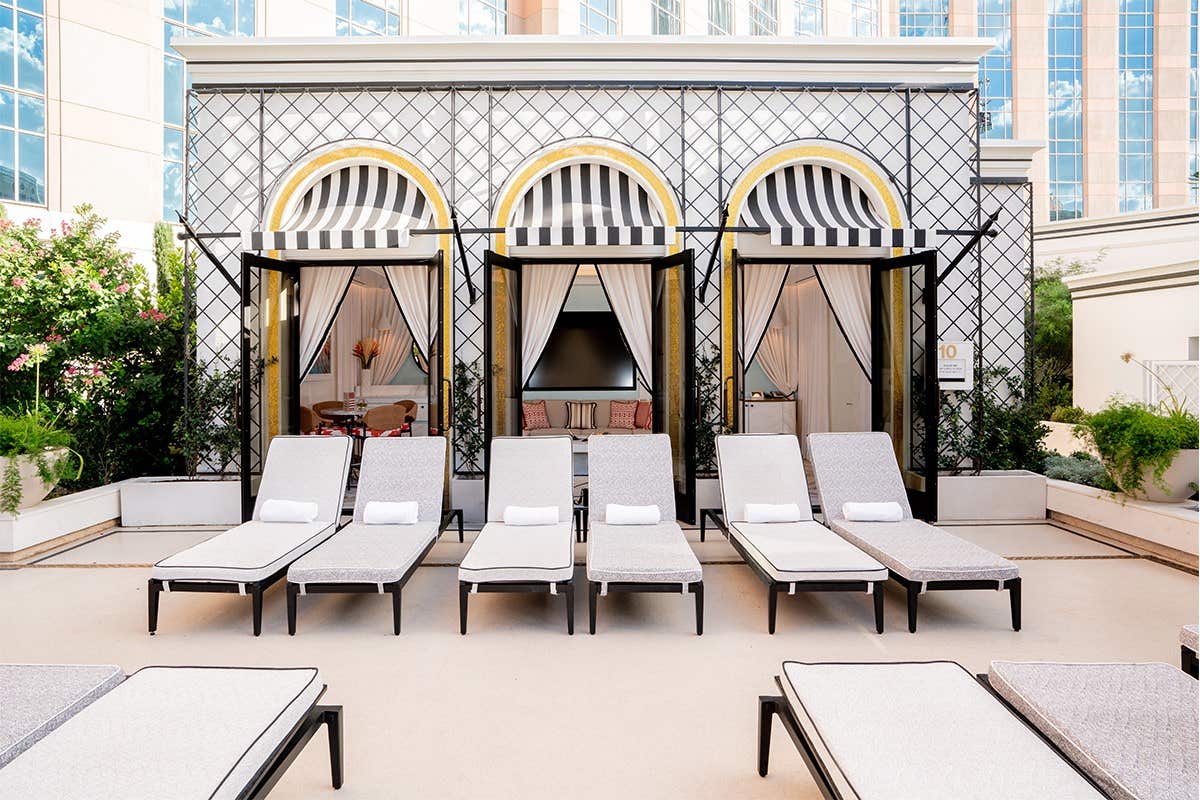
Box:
[174, 36, 995, 88]
[978, 140, 1043, 181]
[1063, 261, 1199, 294]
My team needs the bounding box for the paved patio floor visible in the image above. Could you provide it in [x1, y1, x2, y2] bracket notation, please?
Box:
[2, 521, 1195, 799]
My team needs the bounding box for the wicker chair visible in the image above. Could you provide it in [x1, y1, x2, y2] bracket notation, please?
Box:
[393, 400, 418, 422]
[312, 401, 343, 425]
[299, 406, 317, 434]
[364, 404, 411, 436]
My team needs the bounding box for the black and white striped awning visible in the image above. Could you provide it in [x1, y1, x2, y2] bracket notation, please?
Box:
[243, 164, 433, 251]
[741, 164, 935, 249]
[505, 163, 674, 247]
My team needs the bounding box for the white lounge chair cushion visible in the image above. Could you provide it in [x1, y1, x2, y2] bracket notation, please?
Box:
[829, 518, 1019, 583]
[716, 434, 813, 523]
[251, 435, 353, 524]
[152, 520, 338, 583]
[730, 521, 887, 583]
[0, 666, 323, 800]
[780, 661, 1105, 800]
[0, 664, 124, 769]
[989, 661, 1199, 800]
[485, 437, 574, 523]
[1181, 624, 1198, 653]
[287, 521, 441, 585]
[587, 434, 676, 524]
[352, 436, 446, 524]
[458, 522, 574, 584]
[587, 522, 701, 584]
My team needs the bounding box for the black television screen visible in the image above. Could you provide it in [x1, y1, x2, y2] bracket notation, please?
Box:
[526, 311, 636, 390]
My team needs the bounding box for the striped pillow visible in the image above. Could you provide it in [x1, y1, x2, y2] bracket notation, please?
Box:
[609, 400, 638, 429]
[566, 401, 597, 430]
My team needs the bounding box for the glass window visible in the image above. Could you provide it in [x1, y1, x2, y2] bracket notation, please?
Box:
[335, 0, 401, 36]
[851, 0, 879, 36]
[899, 0, 948, 36]
[750, 0, 778, 34]
[1119, 0, 1154, 212]
[163, 0, 256, 220]
[708, 0, 733, 33]
[652, 0, 681, 34]
[580, 0, 618, 34]
[1190, 0, 1197, 203]
[1048, 0, 1083, 220]
[978, 0, 1012, 139]
[459, 0, 506, 34]
[795, 0, 822, 35]
[0, 0, 43, 205]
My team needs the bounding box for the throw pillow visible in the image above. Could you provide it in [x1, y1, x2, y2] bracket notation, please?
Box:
[566, 401, 597, 430]
[609, 400, 638, 429]
[634, 400, 653, 429]
[523, 400, 550, 430]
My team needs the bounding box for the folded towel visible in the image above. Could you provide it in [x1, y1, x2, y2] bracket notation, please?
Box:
[260, 499, 319, 523]
[363, 501, 418, 525]
[503, 505, 559, 526]
[605, 504, 660, 525]
[842, 501, 904, 522]
[744, 503, 804, 523]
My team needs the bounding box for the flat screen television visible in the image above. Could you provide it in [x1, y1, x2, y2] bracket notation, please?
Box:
[526, 311, 636, 390]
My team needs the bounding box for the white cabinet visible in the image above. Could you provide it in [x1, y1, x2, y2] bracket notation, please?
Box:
[744, 400, 797, 434]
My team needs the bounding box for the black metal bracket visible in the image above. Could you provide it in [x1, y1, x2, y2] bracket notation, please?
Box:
[451, 206, 478, 305]
[177, 211, 240, 294]
[936, 207, 1000, 286]
[697, 204, 730, 305]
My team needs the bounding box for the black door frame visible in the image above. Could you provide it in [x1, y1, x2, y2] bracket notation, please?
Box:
[239, 251, 446, 520]
[731, 248, 939, 519]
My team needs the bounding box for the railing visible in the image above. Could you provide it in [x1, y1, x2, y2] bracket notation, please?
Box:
[1144, 360, 1199, 414]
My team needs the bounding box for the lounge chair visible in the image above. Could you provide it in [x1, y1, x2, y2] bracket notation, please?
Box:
[0, 664, 342, 799]
[585, 434, 703, 634]
[987, 660, 1198, 800]
[149, 435, 353, 636]
[285, 437, 463, 635]
[458, 436, 576, 634]
[1182, 625, 1198, 677]
[713, 434, 887, 633]
[757, 660, 1107, 799]
[807, 431, 1021, 632]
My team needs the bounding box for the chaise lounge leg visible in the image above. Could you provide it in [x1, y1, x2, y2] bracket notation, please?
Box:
[458, 581, 469, 635]
[873, 582, 885, 634]
[757, 696, 778, 777]
[767, 584, 779, 635]
[251, 586, 264, 637]
[286, 583, 298, 636]
[147, 579, 161, 635]
[1009, 577, 1022, 632]
[588, 581, 598, 634]
[906, 581, 919, 633]
[322, 706, 344, 789]
[564, 581, 575, 635]
[694, 582, 704, 636]
[456, 510, 464, 543]
[391, 586, 402, 635]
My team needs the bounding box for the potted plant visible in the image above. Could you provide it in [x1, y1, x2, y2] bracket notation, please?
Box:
[449, 358, 486, 522]
[1075, 403, 1198, 504]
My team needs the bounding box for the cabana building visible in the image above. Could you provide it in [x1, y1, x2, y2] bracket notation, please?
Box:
[176, 37, 1037, 522]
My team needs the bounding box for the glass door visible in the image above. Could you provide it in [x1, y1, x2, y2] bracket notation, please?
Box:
[651, 249, 696, 524]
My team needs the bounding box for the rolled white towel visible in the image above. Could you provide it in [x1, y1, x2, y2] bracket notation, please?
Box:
[260, 499, 319, 523]
[744, 503, 804, 523]
[605, 504, 660, 525]
[363, 500, 418, 525]
[842, 501, 904, 522]
[503, 505, 559, 526]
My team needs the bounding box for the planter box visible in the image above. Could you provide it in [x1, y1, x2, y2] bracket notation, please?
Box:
[451, 477, 485, 524]
[120, 476, 241, 527]
[693, 477, 721, 524]
[1047, 478, 1198, 567]
[1, 481, 123, 560]
[1042, 421, 1094, 457]
[937, 470, 1047, 521]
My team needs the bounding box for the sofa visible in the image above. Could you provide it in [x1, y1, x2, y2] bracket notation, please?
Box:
[522, 399, 653, 437]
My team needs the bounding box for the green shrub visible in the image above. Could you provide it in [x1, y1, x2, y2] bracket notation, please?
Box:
[1075, 400, 1199, 497]
[938, 368, 1049, 473]
[1042, 452, 1115, 491]
[0, 410, 82, 513]
[1050, 405, 1087, 424]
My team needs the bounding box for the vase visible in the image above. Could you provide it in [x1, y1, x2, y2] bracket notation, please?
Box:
[1, 447, 68, 511]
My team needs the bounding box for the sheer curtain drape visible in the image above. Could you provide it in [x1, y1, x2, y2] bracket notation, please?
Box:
[739, 263, 790, 366]
[756, 279, 830, 443]
[596, 263, 653, 388]
[359, 284, 411, 384]
[383, 264, 436, 360]
[521, 264, 578, 384]
[299, 266, 356, 377]
[813, 264, 871, 376]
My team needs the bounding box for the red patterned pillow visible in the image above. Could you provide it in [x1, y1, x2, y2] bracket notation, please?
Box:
[609, 400, 638, 429]
[634, 400, 653, 429]
[523, 400, 550, 430]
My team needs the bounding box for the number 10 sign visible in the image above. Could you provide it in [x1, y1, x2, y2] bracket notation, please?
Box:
[937, 340, 974, 391]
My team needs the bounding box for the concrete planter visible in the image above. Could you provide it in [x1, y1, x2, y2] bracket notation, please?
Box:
[1127, 449, 1199, 503]
[1, 447, 69, 510]
[937, 470, 1047, 521]
[119, 476, 241, 527]
[694, 477, 721, 524]
[451, 476, 485, 524]
[1042, 421, 1093, 457]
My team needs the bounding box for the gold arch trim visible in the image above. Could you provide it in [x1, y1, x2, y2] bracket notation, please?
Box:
[263, 145, 453, 439]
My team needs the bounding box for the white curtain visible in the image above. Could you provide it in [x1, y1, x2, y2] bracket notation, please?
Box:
[383, 264, 436, 360]
[359, 284, 411, 384]
[757, 279, 830, 442]
[596, 263, 653, 388]
[299, 266, 356, 377]
[814, 264, 871, 376]
[740, 263, 790, 366]
[521, 264, 577, 384]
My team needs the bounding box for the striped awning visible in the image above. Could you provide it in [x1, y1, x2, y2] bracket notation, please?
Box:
[741, 164, 935, 249]
[505, 163, 674, 247]
[243, 164, 433, 251]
